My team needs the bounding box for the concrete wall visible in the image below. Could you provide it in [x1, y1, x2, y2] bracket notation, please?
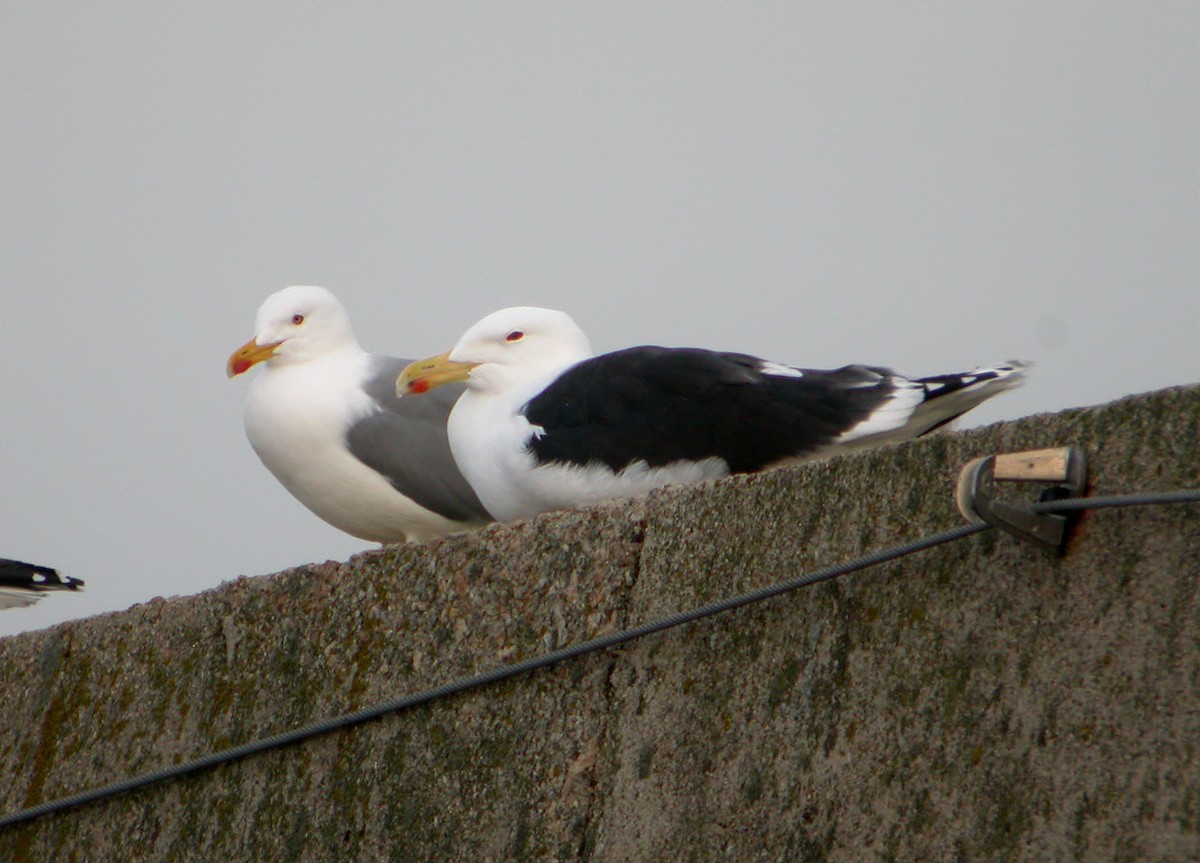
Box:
[0, 385, 1197, 862]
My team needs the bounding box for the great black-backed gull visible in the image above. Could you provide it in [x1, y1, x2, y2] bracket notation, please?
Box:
[396, 306, 1026, 522]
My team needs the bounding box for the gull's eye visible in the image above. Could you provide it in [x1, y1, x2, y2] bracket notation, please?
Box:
[505, 330, 524, 342]
[292, 314, 305, 325]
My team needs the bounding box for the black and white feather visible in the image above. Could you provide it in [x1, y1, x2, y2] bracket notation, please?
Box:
[403, 307, 1027, 522]
[0, 559, 83, 610]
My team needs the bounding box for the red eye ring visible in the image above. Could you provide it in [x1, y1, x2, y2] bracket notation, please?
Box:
[505, 330, 524, 342]
[292, 314, 305, 325]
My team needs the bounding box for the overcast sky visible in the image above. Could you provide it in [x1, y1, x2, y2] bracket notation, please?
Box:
[2, 3, 1196, 637]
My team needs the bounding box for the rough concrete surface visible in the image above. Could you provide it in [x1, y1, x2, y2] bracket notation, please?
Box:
[0, 385, 1196, 862]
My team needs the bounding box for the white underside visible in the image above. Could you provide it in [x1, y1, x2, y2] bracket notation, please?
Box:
[0, 587, 42, 609]
[244, 349, 474, 543]
[448, 383, 727, 521]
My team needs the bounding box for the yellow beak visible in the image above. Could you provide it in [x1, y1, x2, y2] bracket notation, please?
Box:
[396, 351, 479, 395]
[226, 338, 283, 378]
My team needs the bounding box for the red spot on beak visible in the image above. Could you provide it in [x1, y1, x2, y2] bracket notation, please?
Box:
[231, 359, 252, 376]
[409, 378, 430, 394]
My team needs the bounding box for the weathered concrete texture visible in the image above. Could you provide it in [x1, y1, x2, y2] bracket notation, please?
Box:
[0, 385, 1197, 862]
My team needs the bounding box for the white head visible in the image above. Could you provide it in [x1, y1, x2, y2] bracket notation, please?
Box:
[227, 285, 361, 376]
[397, 307, 593, 397]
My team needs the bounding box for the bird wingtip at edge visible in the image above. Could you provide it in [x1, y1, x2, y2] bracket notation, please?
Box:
[0, 559, 84, 610]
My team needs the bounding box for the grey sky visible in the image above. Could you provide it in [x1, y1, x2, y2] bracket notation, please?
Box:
[2, 3, 1196, 637]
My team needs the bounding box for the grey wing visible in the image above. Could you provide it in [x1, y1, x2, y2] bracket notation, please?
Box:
[345, 356, 492, 523]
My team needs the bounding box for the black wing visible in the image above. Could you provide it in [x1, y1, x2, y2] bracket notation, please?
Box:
[522, 346, 899, 474]
[0, 559, 83, 591]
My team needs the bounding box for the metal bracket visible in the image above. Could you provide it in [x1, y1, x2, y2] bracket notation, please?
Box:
[955, 447, 1088, 552]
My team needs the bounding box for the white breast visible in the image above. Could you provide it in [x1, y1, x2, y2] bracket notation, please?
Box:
[244, 351, 466, 542]
[447, 388, 729, 522]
